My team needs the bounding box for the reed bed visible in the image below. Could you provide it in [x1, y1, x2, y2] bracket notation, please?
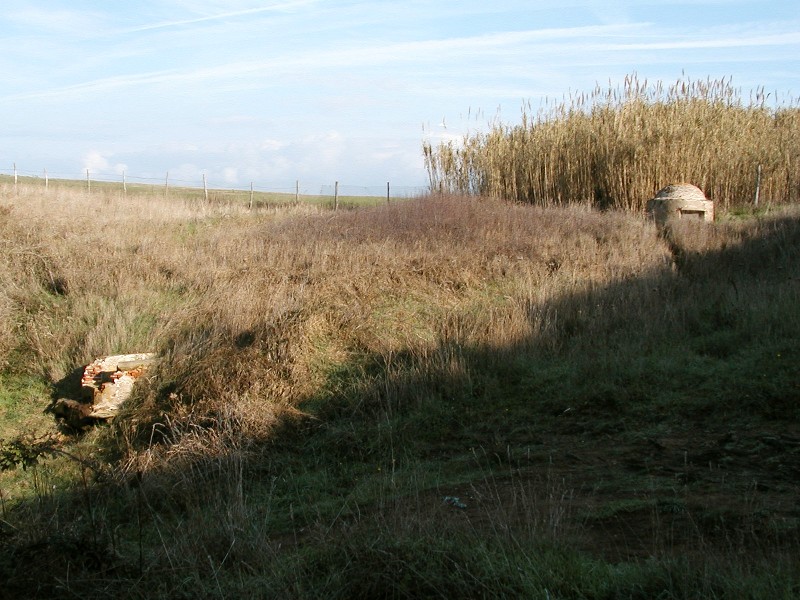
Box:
[424, 74, 800, 211]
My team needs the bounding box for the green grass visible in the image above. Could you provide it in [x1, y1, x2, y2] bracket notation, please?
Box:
[0, 374, 51, 439]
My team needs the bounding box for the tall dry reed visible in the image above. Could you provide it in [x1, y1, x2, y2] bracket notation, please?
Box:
[424, 74, 800, 211]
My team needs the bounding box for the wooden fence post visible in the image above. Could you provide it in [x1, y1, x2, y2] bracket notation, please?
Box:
[44, 168, 48, 191]
[164, 172, 169, 198]
[203, 173, 208, 202]
[334, 181, 339, 211]
[86, 169, 90, 193]
[123, 171, 127, 195]
[295, 180, 299, 203]
[387, 181, 390, 204]
[13, 163, 17, 193]
[249, 182, 254, 209]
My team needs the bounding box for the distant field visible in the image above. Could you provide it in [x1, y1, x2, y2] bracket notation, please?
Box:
[0, 173, 394, 209]
[1, 182, 798, 598]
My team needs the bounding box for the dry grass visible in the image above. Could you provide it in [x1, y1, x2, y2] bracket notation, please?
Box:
[3, 182, 798, 461]
[1, 182, 799, 597]
[424, 74, 800, 211]
[2, 183, 671, 463]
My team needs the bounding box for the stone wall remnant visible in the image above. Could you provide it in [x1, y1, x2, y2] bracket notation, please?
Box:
[52, 353, 157, 429]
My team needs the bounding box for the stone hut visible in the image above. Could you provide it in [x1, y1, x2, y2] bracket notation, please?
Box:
[646, 184, 714, 228]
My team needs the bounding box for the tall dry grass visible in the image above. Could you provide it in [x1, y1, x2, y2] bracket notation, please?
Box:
[3, 181, 799, 465]
[424, 74, 800, 211]
[1, 183, 668, 458]
[4, 182, 798, 444]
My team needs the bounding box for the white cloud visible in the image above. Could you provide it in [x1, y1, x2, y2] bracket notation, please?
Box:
[166, 163, 201, 183]
[3, 19, 798, 106]
[2, 2, 798, 190]
[222, 167, 239, 184]
[82, 151, 127, 177]
[83, 151, 109, 173]
[5, 7, 107, 35]
[602, 31, 800, 51]
[260, 139, 286, 152]
[208, 115, 271, 127]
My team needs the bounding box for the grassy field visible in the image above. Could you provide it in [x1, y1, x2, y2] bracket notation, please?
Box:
[1, 179, 799, 598]
[0, 174, 391, 211]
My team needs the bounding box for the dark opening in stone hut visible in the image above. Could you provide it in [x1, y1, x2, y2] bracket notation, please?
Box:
[646, 183, 714, 228]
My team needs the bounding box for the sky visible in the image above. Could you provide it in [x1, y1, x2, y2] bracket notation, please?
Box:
[1, 0, 798, 194]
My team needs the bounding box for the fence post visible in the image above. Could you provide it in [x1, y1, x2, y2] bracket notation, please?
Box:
[44, 168, 48, 191]
[334, 181, 339, 211]
[123, 171, 127, 195]
[203, 173, 208, 202]
[164, 172, 169, 198]
[387, 181, 390, 204]
[86, 169, 90, 193]
[295, 180, 299, 203]
[13, 163, 17, 193]
[754, 164, 762, 208]
[249, 181, 254, 209]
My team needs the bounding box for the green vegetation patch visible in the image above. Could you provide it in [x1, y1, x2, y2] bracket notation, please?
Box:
[0, 374, 51, 439]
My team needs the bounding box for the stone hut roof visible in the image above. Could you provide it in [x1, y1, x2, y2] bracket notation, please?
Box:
[652, 183, 708, 202]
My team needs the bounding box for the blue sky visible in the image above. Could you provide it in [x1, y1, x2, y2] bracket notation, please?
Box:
[1, 1, 798, 192]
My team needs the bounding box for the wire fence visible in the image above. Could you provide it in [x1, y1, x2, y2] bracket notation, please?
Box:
[0, 164, 430, 204]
